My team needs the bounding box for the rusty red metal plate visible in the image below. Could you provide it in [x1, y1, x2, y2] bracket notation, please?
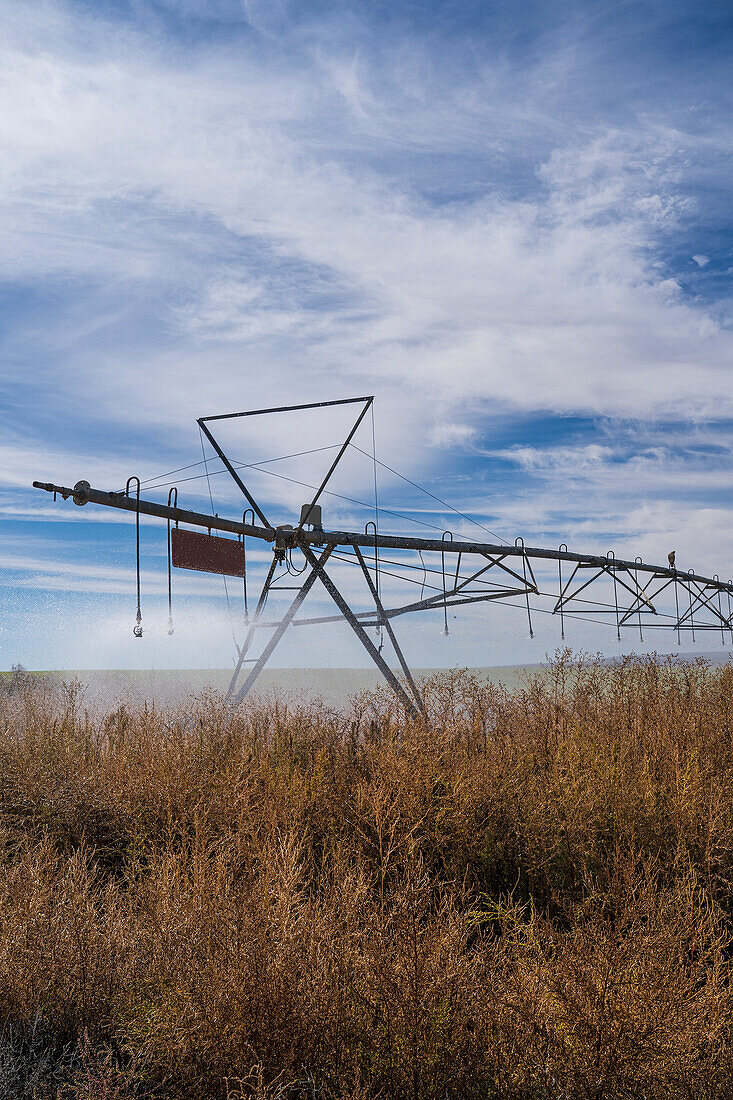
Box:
[171, 527, 246, 577]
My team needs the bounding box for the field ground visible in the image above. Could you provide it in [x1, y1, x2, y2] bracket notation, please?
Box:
[1, 653, 733, 1098]
[6, 650, 731, 706]
[25, 665, 539, 708]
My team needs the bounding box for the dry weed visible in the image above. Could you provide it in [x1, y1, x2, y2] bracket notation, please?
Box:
[0, 653, 731, 1097]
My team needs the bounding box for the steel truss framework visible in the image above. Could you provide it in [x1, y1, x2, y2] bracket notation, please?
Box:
[34, 397, 733, 717]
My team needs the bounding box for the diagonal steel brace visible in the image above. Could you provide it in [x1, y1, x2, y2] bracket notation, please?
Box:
[231, 544, 335, 703]
[352, 543, 424, 713]
[227, 555, 279, 699]
[301, 544, 422, 717]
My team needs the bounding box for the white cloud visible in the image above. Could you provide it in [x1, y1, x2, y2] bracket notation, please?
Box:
[495, 443, 615, 471]
[0, 5, 730, 442]
[1, 2, 732, 669]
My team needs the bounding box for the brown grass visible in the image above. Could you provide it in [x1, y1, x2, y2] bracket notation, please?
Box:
[1, 652, 733, 1098]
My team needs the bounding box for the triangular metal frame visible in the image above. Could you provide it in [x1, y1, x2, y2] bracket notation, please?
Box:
[197, 396, 373, 532]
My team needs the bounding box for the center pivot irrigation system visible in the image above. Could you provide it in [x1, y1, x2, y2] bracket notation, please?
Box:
[35, 396, 733, 717]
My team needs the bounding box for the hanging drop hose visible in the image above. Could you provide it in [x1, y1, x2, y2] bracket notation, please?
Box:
[365, 520, 382, 648]
[167, 487, 178, 635]
[516, 537, 534, 638]
[608, 551, 620, 642]
[688, 569, 696, 643]
[674, 569, 681, 646]
[370, 405, 383, 650]
[441, 531, 453, 635]
[242, 540, 248, 618]
[418, 550, 427, 602]
[242, 509, 254, 622]
[126, 477, 143, 638]
[558, 544, 567, 641]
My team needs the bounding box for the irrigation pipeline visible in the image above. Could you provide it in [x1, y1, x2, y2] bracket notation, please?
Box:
[33, 479, 733, 596]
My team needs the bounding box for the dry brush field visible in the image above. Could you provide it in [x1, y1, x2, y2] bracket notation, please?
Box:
[1, 652, 733, 1098]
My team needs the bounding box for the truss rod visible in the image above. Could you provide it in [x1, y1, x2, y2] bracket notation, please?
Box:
[251, 588, 532, 630]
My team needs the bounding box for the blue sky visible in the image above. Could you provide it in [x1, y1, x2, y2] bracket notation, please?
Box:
[1, 0, 732, 669]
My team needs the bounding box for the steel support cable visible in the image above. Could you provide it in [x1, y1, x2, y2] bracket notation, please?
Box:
[559, 563, 646, 618]
[258, 550, 700, 630]
[269, 600, 695, 633]
[141, 458, 429, 534]
[167, 487, 178, 635]
[138, 446, 554, 550]
[148, 441, 505, 546]
[133, 444, 343, 494]
[225, 463, 466, 537]
[329, 551, 551, 604]
[341, 549, 493, 587]
[328, 550, 527, 617]
[329, 549, 682, 614]
[395, 554, 527, 594]
[617, 574, 669, 626]
[328, 551, 445, 596]
[126, 477, 143, 638]
[142, 434, 523, 550]
[349, 443, 507, 544]
[292, 399, 374, 543]
[200, 427, 240, 656]
[490, 599, 699, 630]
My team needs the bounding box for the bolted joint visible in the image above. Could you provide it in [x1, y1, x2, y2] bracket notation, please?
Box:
[72, 480, 91, 506]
